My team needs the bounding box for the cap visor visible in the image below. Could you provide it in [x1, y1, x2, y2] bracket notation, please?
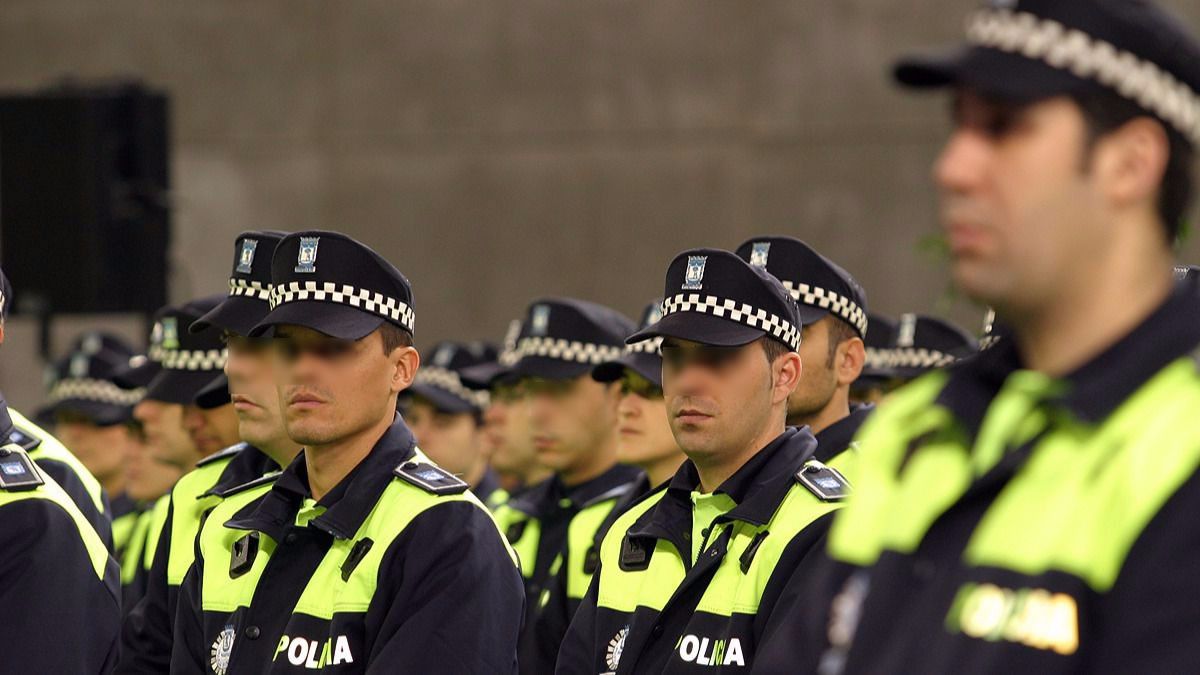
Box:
[249, 301, 387, 341]
[894, 46, 1095, 103]
[459, 362, 509, 390]
[592, 353, 662, 387]
[144, 369, 225, 405]
[191, 296, 269, 336]
[626, 312, 765, 349]
[508, 356, 594, 382]
[403, 384, 478, 414]
[194, 374, 232, 410]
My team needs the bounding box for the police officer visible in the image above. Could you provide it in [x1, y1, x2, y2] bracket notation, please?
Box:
[42, 332, 145, 557]
[735, 236, 871, 465]
[118, 231, 301, 673]
[558, 248, 850, 673]
[461, 321, 552, 498]
[490, 297, 641, 673]
[173, 230, 522, 673]
[849, 313, 896, 405]
[0, 271, 123, 672]
[400, 340, 505, 506]
[810, 1, 1200, 672]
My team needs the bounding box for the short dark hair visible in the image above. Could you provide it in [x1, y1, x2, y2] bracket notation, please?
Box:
[825, 318, 859, 367]
[378, 323, 413, 354]
[1073, 90, 1195, 242]
[760, 336, 792, 364]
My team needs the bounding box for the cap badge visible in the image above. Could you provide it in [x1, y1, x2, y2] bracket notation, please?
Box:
[433, 345, 455, 367]
[161, 317, 180, 350]
[69, 353, 90, 378]
[897, 313, 917, 348]
[295, 236, 320, 274]
[749, 242, 771, 268]
[236, 238, 259, 274]
[683, 256, 708, 291]
[531, 305, 551, 336]
[647, 305, 664, 326]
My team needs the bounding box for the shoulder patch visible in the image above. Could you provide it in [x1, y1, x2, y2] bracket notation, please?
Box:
[196, 442, 250, 468]
[9, 425, 42, 452]
[393, 461, 468, 495]
[0, 445, 44, 491]
[213, 471, 281, 499]
[795, 460, 852, 502]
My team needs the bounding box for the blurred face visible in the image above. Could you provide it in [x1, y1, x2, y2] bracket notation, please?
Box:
[274, 325, 413, 447]
[123, 423, 183, 501]
[937, 92, 1104, 311]
[524, 375, 620, 477]
[226, 336, 292, 450]
[484, 382, 540, 480]
[789, 317, 839, 422]
[134, 399, 200, 469]
[405, 396, 484, 477]
[661, 338, 796, 460]
[615, 370, 681, 477]
[54, 412, 135, 486]
[183, 403, 240, 457]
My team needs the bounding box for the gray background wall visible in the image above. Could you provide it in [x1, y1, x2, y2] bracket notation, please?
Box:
[0, 0, 1197, 410]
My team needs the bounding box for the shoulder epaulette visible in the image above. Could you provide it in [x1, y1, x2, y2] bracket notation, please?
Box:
[794, 460, 852, 502]
[393, 461, 468, 496]
[196, 442, 250, 468]
[213, 471, 281, 499]
[0, 444, 44, 491]
[9, 425, 42, 452]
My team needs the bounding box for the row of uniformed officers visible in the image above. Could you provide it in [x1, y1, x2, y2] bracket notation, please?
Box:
[6, 0, 1200, 672]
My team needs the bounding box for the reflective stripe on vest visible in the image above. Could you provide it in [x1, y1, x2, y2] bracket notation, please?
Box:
[0, 466, 110, 580]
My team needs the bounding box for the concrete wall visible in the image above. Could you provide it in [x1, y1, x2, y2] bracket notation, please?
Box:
[0, 0, 1197, 410]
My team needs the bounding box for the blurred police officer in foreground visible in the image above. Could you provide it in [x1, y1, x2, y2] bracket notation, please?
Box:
[173, 231, 522, 673]
[0, 268, 122, 672]
[806, 1, 1200, 672]
[558, 249, 850, 673]
[118, 231, 300, 674]
[736, 236, 871, 466]
[401, 340, 505, 506]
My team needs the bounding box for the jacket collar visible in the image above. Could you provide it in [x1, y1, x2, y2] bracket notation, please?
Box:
[505, 463, 642, 518]
[813, 403, 874, 463]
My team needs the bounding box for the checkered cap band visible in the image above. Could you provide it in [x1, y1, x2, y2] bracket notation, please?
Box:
[515, 337, 623, 365]
[783, 281, 868, 337]
[627, 337, 663, 355]
[269, 281, 415, 332]
[229, 278, 271, 302]
[967, 9, 1200, 145]
[864, 347, 892, 371]
[413, 367, 489, 409]
[660, 293, 802, 351]
[888, 347, 957, 370]
[159, 348, 227, 372]
[47, 378, 144, 406]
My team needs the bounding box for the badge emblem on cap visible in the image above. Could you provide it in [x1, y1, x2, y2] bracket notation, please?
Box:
[683, 256, 707, 291]
[69, 353, 89, 378]
[295, 236, 320, 274]
[433, 345, 455, 368]
[897, 313, 917, 348]
[647, 304, 664, 326]
[531, 305, 551, 336]
[236, 238, 259, 274]
[161, 317, 180, 350]
[749, 242, 771, 268]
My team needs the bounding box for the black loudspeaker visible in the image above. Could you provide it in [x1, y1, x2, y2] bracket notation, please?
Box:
[0, 81, 170, 315]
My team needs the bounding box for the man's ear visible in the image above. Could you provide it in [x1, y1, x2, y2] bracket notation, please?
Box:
[1094, 116, 1170, 215]
[772, 351, 802, 405]
[837, 337, 866, 387]
[391, 346, 420, 394]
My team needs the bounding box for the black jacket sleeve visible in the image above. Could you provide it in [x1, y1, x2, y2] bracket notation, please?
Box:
[0, 497, 122, 673]
[1088, 469, 1200, 673]
[170, 548, 208, 675]
[365, 500, 525, 674]
[116, 498, 177, 674]
[555, 565, 602, 675]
